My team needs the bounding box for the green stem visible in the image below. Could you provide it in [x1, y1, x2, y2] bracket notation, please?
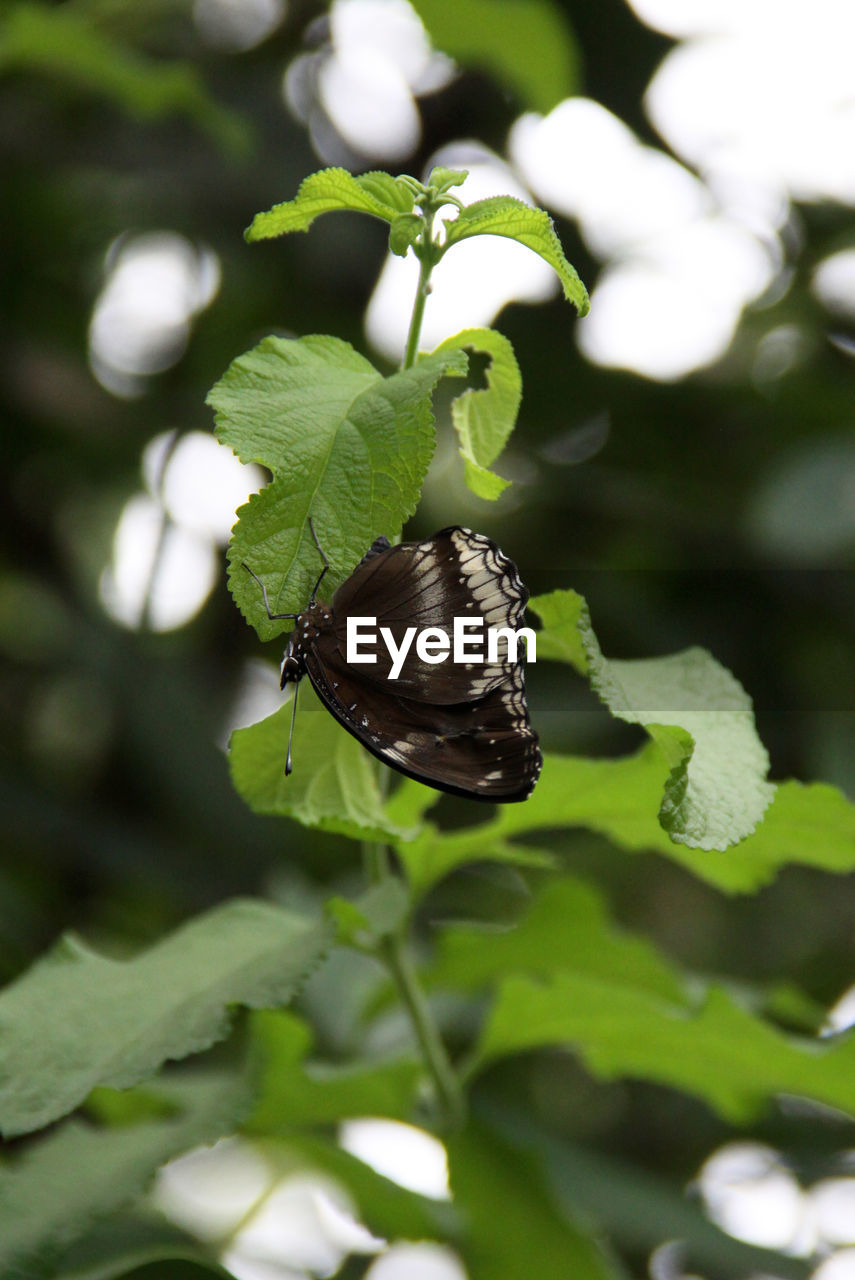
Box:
[357, 209, 464, 1130]
[402, 245, 435, 371]
[380, 931, 465, 1129]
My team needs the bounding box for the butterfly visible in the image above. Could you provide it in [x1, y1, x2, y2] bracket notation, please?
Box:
[244, 522, 541, 802]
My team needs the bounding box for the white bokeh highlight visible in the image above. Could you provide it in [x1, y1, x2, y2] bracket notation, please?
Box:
[366, 1243, 468, 1280]
[642, 1, 855, 206]
[89, 232, 220, 398]
[193, 0, 286, 50]
[289, 0, 453, 165]
[696, 1141, 807, 1252]
[813, 250, 855, 321]
[100, 431, 265, 633]
[510, 97, 778, 380]
[339, 1118, 451, 1199]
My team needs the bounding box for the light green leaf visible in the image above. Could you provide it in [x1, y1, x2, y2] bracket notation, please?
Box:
[245, 168, 414, 241]
[430, 875, 686, 1005]
[397, 823, 556, 898]
[443, 197, 590, 316]
[0, 899, 331, 1138]
[406, 745, 855, 895]
[245, 1010, 422, 1132]
[411, 0, 580, 114]
[207, 333, 467, 639]
[389, 211, 424, 257]
[228, 683, 418, 842]
[325, 878, 411, 949]
[434, 328, 521, 499]
[0, 1070, 248, 1277]
[473, 975, 855, 1125]
[0, 2, 246, 152]
[531, 590, 775, 850]
[448, 1123, 620, 1280]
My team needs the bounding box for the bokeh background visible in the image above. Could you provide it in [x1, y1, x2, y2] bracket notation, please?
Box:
[3, 0, 855, 1276]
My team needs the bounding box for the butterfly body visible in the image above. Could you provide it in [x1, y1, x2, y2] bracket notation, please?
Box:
[263, 526, 541, 803]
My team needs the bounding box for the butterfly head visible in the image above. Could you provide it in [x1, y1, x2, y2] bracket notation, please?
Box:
[280, 600, 333, 689]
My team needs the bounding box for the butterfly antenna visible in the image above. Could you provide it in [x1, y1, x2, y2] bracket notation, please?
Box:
[285, 681, 299, 775]
[240, 563, 299, 621]
[307, 516, 330, 602]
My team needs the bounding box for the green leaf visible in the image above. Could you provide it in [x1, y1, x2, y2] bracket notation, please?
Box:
[489, 1113, 810, 1280]
[473, 974, 855, 1124]
[43, 1213, 231, 1280]
[406, 745, 855, 895]
[397, 823, 556, 899]
[0, 899, 332, 1138]
[430, 875, 686, 1005]
[0, 1069, 248, 1277]
[443, 197, 590, 316]
[245, 167, 414, 241]
[389, 212, 424, 257]
[433, 328, 522, 499]
[531, 590, 775, 850]
[326, 878, 411, 949]
[245, 1010, 422, 1132]
[411, 0, 580, 114]
[207, 333, 467, 639]
[228, 684, 418, 842]
[426, 166, 468, 194]
[0, 2, 246, 152]
[447, 1123, 620, 1280]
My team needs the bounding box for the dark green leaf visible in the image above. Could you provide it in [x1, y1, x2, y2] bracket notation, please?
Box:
[447, 1123, 621, 1280]
[0, 2, 246, 151]
[0, 1070, 248, 1277]
[411, 0, 580, 114]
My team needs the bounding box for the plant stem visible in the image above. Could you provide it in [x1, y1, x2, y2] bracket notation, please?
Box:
[402, 245, 434, 371]
[358, 229, 465, 1129]
[380, 930, 465, 1129]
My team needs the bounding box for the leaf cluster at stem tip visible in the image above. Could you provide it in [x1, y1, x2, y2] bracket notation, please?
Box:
[244, 164, 590, 316]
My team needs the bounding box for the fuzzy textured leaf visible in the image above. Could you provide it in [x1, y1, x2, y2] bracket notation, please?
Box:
[208, 334, 466, 639]
[473, 975, 855, 1124]
[531, 590, 775, 850]
[443, 197, 589, 315]
[434, 328, 521, 499]
[245, 168, 414, 240]
[411, 0, 580, 114]
[229, 684, 418, 842]
[0, 900, 331, 1137]
[0, 1070, 248, 1277]
[395, 746, 855, 895]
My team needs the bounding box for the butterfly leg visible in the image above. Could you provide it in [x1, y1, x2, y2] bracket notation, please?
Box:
[240, 563, 299, 621]
[307, 516, 330, 602]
